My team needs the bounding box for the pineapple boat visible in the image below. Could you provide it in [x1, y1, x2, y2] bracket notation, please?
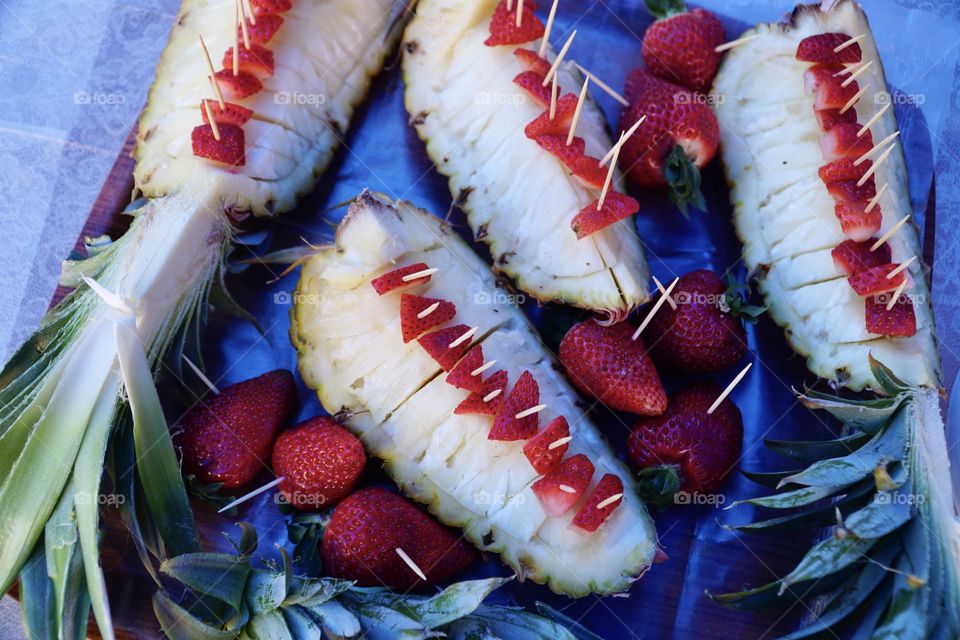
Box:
[291, 191, 658, 596]
[0, 1, 398, 638]
[712, 2, 959, 637]
[402, 0, 651, 318]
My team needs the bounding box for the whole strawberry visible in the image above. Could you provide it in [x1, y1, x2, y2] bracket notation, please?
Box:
[628, 382, 742, 506]
[175, 369, 297, 489]
[642, 0, 725, 93]
[322, 487, 476, 590]
[559, 319, 667, 415]
[618, 69, 718, 216]
[272, 417, 366, 511]
[646, 270, 762, 373]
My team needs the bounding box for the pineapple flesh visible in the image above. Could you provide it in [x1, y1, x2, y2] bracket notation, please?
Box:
[401, 0, 650, 317]
[291, 191, 657, 596]
[711, 0, 939, 391]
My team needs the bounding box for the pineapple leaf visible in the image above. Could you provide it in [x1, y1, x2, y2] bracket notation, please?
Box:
[466, 605, 580, 640]
[663, 145, 707, 218]
[153, 591, 237, 640]
[730, 483, 852, 510]
[872, 519, 931, 640]
[160, 553, 251, 612]
[739, 468, 803, 489]
[245, 569, 288, 616]
[779, 535, 877, 594]
[842, 492, 913, 539]
[764, 431, 873, 464]
[868, 355, 912, 397]
[279, 605, 322, 637]
[797, 388, 902, 431]
[728, 483, 875, 533]
[303, 599, 361, 637]
[709, 567, 853, 611]
[408, 578, 512, 628]
[246, 611, 293, 640]
[535, 602, 605, 640]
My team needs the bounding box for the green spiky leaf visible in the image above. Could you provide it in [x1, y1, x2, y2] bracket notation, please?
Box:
[663, 144, 707, 218]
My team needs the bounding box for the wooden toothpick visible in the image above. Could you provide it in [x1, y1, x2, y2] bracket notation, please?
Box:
[483, 388, 503, 403]
[395, 548, 428, 581]
[218, 477, 284, 513]
[652, 275, 677, 310]
[401, 267, 438, 282]
[542, 30, 577, 87]
[600, 116, 644, 166]
[449, 326, 478, 349]
[571, 61, 628, 106]
[714, 33, 761, 53]
[857, 144, 893, 186]
[858, 102, 890, 137]
[515, 404, 546, 419]
[182, 354, 220, 394]
[515, 0, 523, 28]
[233, 0, 240, 75]
[840, 60, 873, 88]
[548, 436, 572, 450]
[199, 35, 225, 108]
[834, 33, 865, 53]
[854, 130, 899, 166]
[886, 280, 908, 311]
[597, 131, 625, 209]
[471, 360, 496, 377]
[596, 493, 623, 509]
[839, 83, 869, 115]
[871, 215, 909, 251]
[708, 362, 752, 414]
[241, 0, 256, 25]
[549, 72, 558, 120]
[566, 77, 589, 145]
[887, 256, 916, 279]
[633, 277, 679, 341]
[539, 0, 559, 57]
[865, 183, 888, 213]
[203, 100, 221, 140]
[237, 0, 251, 50]
[417, 301, 440, 319]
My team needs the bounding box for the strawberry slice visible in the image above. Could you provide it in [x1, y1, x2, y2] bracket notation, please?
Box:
[201, 100, 253, 126]
[222, 45, 275, 78]
[240, 14, 284, 45]
[370, 263, 432, 295]
[418, 324, 475, 371]
[832, 239, 892, 275]
[803, 64, 859, 110]
[820, 124, 873, 161]
[522, 416, 570, 474]
[485, 0, 544, 47]
[834, 200, 882, 242]
[524, 94, 579, 138]
[866, 293, 916, 337]
[848, 263, 906, 295]
[803, 63, 845, 94]
[535, 134, 585, 170]
[445, 345, 485, 394]
[454, 369, 508, 416]
[251, 0, 292, 15]
[571, 474, 624, 533]
[513, 70, 551, 108]
[532, 454, 595, 517]
[571, 155, 607, 190]
[214, 69, 262, 100]
[514, 48, 551, 75]
[400, 294, 456, 343]
[819, 158, 871, 184]
[192, 123, 245, 166]
[827, 177, 877, 203]
[796, 33, 862, 64]
[489, 370, 541, 441]
[815, 107, 858, 131]
[571, 192, 640, 239]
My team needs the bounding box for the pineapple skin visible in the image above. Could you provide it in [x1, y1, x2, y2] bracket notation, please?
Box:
[711, 0, 940, 391]
[290, 192, 657, 596]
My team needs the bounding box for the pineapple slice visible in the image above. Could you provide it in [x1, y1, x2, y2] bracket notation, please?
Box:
[712, 0, 939, 390]
[401, 0, 650, 318]
[291, 192, 657, 596]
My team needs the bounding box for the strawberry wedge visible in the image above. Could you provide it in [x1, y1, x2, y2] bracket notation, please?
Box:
[514, 70, 551, 107]
[191, 123, 245, 166]
[201, 100, 253, 127]
[571, 474, 624, 533]
[820, 124, 873, 161]
[371, 263, 433, 295]
[819, 158, 871, 184]
[532, 454, 595, 517]
[866, 294, 916, 337]
[445, 345, 485, 394]
[485, 0, 544, 46]
[214, 69, 263, 100]
[535, 135, 586, 170]
[831, 239, 892, 275]
[240, 14, 284, 45]
[834, 199, 882, 241]
[571, 193, 640, 239]
[796, 33, 862, 63]
[514, 48, 551, 75]
[803, 64, 860, 110]
[489, 370, 541, 441]
[523, 416, 570, 474]
[222, 45, 276, 78]
[815, 107, 857, 131]
[847, 263, 906, 295]
[454, 369, 508, 416]
[400, 294, 456, 342]
[418, 324, 475, 371]
[525, 94, 579, 138]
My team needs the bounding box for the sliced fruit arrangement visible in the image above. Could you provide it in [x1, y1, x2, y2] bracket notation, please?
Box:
[291, 192, 657, 595]
[711, 0, 938, 390]
[403, 0, 652, 318]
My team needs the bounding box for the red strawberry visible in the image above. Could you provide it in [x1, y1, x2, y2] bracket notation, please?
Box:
[827, 177, 877, 203]
[322, 487, 475, 590]
[796, 33, 863, 64]
[271, 417, 365, 511]
[558, 319, 666, 415]
[642, 2, 724, 93]
[485, 0, 544, 47]
[370, 262, 432, 295]
[240, 14, 284, 45]
[222, 44, 275, 78]
[399, 294, 456, 343]
[820, 123, 873, 161]
[803, 63, 844, 94]
[628, 382, 742, 503]
[522, 416, 570, 474]
[831, 239, 892, 275]
[175, 370, 297, 489]
[803, 64, 859, 110]
[535, 134, 586, 170]
[514, 47, 551, 75]
[570, 193, 640, 238]
[445, 345, 485, 394]
[513, 70, 551, 107]
[524, 93, 579, 138]
[214, 69, 262, 100]
[489, 370, 541, 441]
[201, 100, 253, 127]
[618, 69, 718, 214]
[571, 474, 624, 533]
[847, 263, 906, 295]
[644, 270, 760, 373]
[815, 107, 857, 131]
[571, 155, 607, 189]
[418, 324, 474, 371]
[865, 294, 916, 337]
[192, 124, 245, 166]
[818, 158, 871, 184]
[835, 200, 882, 241]
[532, 454, 595, 517]
[251, 0, 292, 15]
[454, 369, 508, 416]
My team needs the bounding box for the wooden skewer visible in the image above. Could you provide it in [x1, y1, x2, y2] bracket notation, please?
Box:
[558, 484, 577, 494]
[566, 77, 589, 145]
[597, 493, 623, 509]
[242, 0, 256, 25]
[218, 477, 284, 513]
[542, 30, 577, 87]
[483, 388, 503, 403]
[417, 301, 440, 319]
[515, 404, 546, 419]
[449, 326, 478, 349]
[652, 275, 677, 310]
[549, 72, 559, 120]
[600, 116, 645, 166]
[886, 280, 908, 311]
[571, 61, 628, 106]
[871, 215, 909, 251]
[858, 102, 890, 137]
[887, 256, 916, 279]
[395, 548, 428, 581]
[864, 183, 888, 213]
[471, 360, 496, 377]
[548, 436, 572, 450]
[840, 60, 873, 88]
[857, 144, 893, 186]
[539, 0, 559, 57]
[182, 354, 220, 394]
[203, 99, 221, 141]
[839, 83, 869, 115]
[715, 33, 761, 53]
[199, 35, 225, 108]
[233, 0, 241, 75]
[507, 0, 513, 9]
[708, 362, 752, 415]
[596, 131, 625, 210]
[401, 267, 438, 282]
[834, 33, 865, 53]
[237, 0, 251, 50]
[854, 130, 899, 166]
[633, 277, 679, 341]
[515, 0, 523, 28]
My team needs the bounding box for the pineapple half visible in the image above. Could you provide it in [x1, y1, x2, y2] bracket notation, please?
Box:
[711, 0, 939, 391]
[402, 0, 651, 318]
[291, 191, 657, 596]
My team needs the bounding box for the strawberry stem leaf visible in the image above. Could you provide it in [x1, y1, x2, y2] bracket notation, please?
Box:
[663, 144, 707, 218]
[644, 0, 687, 20]
[636, 465, 682, 510]
[721, 272, 766, 323]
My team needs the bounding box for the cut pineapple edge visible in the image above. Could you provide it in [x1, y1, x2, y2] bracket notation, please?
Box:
[401, 0, 651, 318]
[711, 0, 940, 391]
[290, 191, 657, 596]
